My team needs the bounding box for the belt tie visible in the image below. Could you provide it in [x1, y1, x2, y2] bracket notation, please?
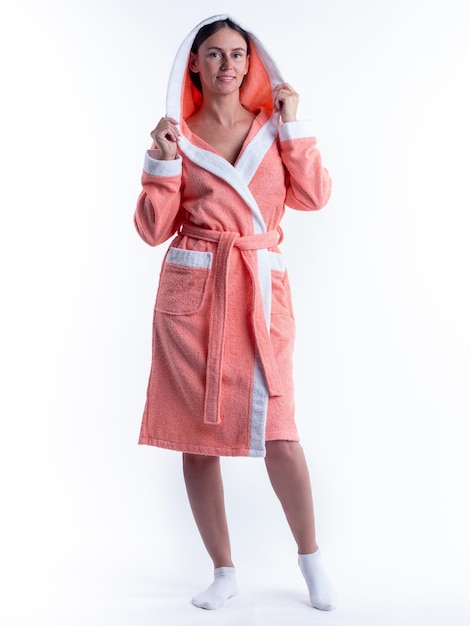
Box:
[180, 223, 284, 425]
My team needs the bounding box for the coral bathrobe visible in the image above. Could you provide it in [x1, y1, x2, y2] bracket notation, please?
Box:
[134, 15, 331, 458]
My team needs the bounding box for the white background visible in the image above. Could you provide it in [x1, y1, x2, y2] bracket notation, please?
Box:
[1, 0, 469, 624]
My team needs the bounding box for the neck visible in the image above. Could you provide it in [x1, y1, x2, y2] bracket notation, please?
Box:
[198, 93, 247, 128]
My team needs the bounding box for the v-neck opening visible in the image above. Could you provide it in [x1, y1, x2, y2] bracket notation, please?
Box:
[182, 109, 268, 168]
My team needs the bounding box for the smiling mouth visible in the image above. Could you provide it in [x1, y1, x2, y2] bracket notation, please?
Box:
[217, 76, 236, 82]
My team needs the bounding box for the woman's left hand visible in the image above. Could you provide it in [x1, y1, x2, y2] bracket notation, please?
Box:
[273, 83, 299, 122]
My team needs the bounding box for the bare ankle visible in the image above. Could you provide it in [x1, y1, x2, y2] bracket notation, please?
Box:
[298, 543, 319, 555]
[213, 559, 235, 568]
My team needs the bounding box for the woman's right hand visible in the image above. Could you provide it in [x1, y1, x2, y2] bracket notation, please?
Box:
[150, 117, 180, 160]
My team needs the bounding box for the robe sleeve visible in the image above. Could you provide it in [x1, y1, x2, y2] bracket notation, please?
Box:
[133, 149, 184, 246]
[279, 121, 332, 212]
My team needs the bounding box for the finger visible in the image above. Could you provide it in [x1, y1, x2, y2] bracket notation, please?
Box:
[151, 124, 180, 143]
[163, 122, 181, 140]
[152, 117, 180, 132]
[163, 132, 179, 143]
[274, 90, 287, 110]
[153, 133, 177, 145]
[273, 83, 291, 94]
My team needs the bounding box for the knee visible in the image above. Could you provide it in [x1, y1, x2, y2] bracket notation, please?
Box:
[183, 453, 219, 473]
[265, 440, 301, 465]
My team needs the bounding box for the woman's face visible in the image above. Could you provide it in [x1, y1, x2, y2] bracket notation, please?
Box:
[190, 28, 250, 96]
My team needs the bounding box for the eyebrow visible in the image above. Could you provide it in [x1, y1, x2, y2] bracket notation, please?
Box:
[206, 46, 247, 52]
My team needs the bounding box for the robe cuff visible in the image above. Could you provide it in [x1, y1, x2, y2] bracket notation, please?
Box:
[144, 151, 182, 176]
[279, 120, 315, 141]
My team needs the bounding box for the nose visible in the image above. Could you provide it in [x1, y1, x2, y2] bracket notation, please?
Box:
[220, 54, 231, 69]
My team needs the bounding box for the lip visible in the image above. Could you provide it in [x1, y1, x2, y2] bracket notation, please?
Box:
[217, 75, 236, 82]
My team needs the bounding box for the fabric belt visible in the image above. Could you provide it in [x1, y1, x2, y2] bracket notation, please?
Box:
[180, 222, 284, 425]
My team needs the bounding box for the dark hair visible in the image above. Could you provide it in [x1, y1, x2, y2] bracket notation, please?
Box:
[189, 18, 251, 93]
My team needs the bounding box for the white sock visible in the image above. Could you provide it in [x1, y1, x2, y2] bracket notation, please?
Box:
[298, 550, 337, 611]
[191, 567, 238, 610]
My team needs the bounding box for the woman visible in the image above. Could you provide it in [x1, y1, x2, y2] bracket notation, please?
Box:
[134, 15, 336, 611]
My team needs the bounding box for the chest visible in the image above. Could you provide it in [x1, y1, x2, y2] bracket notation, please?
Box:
[189, 118, 254, 165]
[205, 125, 250, 164]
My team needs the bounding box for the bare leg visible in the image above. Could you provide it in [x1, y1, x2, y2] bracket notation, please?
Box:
[265, 440, 336, 610]
[182, 453, 234, 568]
[264, 440, 318, 554]
[183, 453, 238, 609]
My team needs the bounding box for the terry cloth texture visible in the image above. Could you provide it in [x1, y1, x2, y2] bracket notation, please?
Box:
[134, 14, 332, 458]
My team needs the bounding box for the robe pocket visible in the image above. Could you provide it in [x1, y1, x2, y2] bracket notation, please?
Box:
[155, 247, 213, 315]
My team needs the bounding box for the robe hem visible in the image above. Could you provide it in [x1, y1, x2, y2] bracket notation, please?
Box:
[138, 433, 300, 458]
[139, 436, 262, 457]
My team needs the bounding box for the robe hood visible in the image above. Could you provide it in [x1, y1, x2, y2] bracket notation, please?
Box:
[165, 14, 284, 124]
